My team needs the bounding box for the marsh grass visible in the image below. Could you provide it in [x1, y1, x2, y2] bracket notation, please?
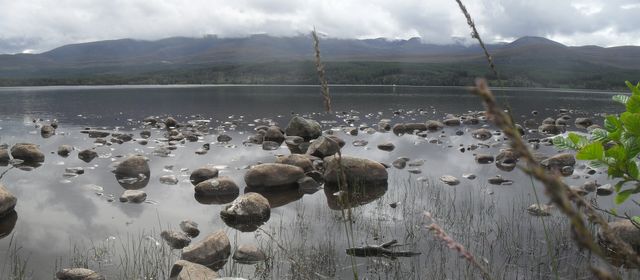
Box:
[1, 235, 31, 280]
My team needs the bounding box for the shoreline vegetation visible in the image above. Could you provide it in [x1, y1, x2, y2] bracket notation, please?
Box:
[0, 60, 635, 90]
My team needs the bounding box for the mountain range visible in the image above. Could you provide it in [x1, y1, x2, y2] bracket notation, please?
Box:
[0, 35, 638, 89]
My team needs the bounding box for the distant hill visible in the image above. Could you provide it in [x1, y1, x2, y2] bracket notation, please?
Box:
[0, 35, 638, 89]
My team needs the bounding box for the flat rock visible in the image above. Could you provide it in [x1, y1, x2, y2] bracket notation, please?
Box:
[170, 260, 219, 280]
[244, 163, 305, 189]
[439, 175, 460, 186]
[56, 268, 105, 280]
[180, 220, 200, 238]
[220, 193, 271, 232]
[233, 244, 267, 264]
[10, 143, 44, 163]
[190, 166, 219, 186]
[119, 190, 147, 203]
[78, 149, 98, 163]
[161, 230, 191, 249]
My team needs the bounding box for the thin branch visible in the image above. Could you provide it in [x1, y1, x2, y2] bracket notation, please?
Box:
[311, 28, 332, 112]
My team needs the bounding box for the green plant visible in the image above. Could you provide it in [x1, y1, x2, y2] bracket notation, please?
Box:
[553, 81, 640, 221]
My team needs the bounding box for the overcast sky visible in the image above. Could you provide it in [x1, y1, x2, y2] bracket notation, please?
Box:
[0, 0, 638, 54]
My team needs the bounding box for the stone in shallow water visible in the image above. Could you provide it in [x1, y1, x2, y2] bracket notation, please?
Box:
[462, 173, 476, 180]
[262, 141, 280, 150]
[57, 145, 73, 157]
[439, 175, 460, 186]
[190, 166, 219, 186]
[220, 193, 271, 232]
[119, 190, 147, 203]
[160, 175, 179, 185]
[377, 142, 395, 151]
[180, 220, 200, 238]
[170, 260, 219, 280]
[0, 183, 17, 216]
[488, 176, 513, 185]
[181, 230, 231, 270]
[352, 140, 368, 147]
[392, 157, 409, 169]
[161, 230, 191, 249]
[596, 184, 613, 196]
[527, 204, 551, 216]
[10, 143, 44, 163]
[56, 268, 105, 280]
[233, 244, 267, 264]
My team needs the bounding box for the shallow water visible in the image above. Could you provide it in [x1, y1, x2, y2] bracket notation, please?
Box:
[0, 85, 637, 279]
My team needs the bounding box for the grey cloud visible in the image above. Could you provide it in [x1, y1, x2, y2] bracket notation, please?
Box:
[0, 0, 637, 54]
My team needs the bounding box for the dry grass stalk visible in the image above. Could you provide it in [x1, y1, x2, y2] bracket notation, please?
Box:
[424, 212, 493, 280]
[454, 0, 498, 77]
[471, 78, 640, 271]
[311, 29, 332, 112]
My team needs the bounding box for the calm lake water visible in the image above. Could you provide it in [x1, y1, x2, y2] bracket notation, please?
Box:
[0, 85, 636, 279]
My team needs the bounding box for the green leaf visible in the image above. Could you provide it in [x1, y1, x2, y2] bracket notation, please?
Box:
[615, 188, 636, 205]
[627, 81, 640, 96]
[622, 135, 640, 159]
[552, 136, 577, 150]
[632, 216, 640, 225]
[621, 112, 640, 136]
[577, 142, 604, 160]
[627, 95, 640, 113]
[614, 180, 628, 192]
[611, 208, 618, 215]
[605, 115, 622, 132]
[613, 94, 630, 105]
[590, 128, 608, 141]
[589, 160, 607, 168]
[568, 132, 588, 148]
[609, 166, 625, 178]
[629, 160, 639, 179]
[605, 145, 626, 162]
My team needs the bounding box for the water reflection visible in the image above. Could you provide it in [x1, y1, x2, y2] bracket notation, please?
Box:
[115, 174, 150, 190]
[0, 210, 17, 239]
[244, 186, 304, 208]
[324, 181, 388, 210]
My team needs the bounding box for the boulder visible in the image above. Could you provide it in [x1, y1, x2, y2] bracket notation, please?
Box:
[119, 190, 147, 203]
[57, 145, 74, 157]
[78, 149, 98, 163]
[475, 154, 494, 164]
[161, 230, 191, 249]
[539, 124, 562, 135]
[0, 149, 9, 165]
[392, 157, 409, 169]
[56, 268, 105, 280]
[195, 177, 240, 203]
[10, 143, 45, 163]
[262, 141, 280, 150]
[189, 166, 219, 186]
[0, 184, 17, 216]
[439, 175, 460, 186]
[244, 163, 305, 189]
[323, 155, 388, 186]
[495, 149, 518, 171]
[41, 124, 55, 137]
[114, 155, 150, 179]
[165, 117, 178, 128]
[575, 118, 593, 127]
[306, 136, 341, 158]
[182, 230, 231, 270]
[217, 134, 232, 142]
[597, 219, 640, 255]
[264, 126, 285, 144]
[443, 118, 461, 126]
[275, 154, 314, 172]
[159, 175, 179, 185]
[285, 116, 322, 141]
[233, 244, 267, 264]
[220, 193, 270, 232]
[170, 260, 219, 280]
[180, 220, 200, 238]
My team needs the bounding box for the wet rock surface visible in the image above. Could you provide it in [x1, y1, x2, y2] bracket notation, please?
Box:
[56, 268, 105, 280]
[244, 163, 305, 189]
[233, 244, 267, 264]
[181, 230, 231, 269]
[220, 193, 271, 232]
[189, 166, 219, 185]
[170, 260, 219, 280]
[10, 143, 45, 163]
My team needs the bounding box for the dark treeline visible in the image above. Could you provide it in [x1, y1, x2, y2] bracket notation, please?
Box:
[0, 61, 635, 90]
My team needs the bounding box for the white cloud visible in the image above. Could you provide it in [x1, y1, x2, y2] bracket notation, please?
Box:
[0, 0, 637, 54]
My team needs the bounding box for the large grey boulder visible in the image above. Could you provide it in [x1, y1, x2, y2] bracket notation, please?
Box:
[285, 116, 322, 141]
[244, 163, 305, 189]
[182, 230, 231, 270]
[170, 260, 219, 280]
[220, 193, 271, 232]
[56, 268, 105, 280]
[78, 149, 98, 163]
[233, 244, 267, 264]
[0, 184, 17, 216]
[161, 230, 191, 249]
[263, 126, 285, 144]
[323, 155, 388, 186]
[597, 219, 640, 264]
[195, 177, 240, 204]
[10, 143, 44, 163]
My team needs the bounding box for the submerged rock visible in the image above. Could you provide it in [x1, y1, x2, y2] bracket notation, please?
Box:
[233, 244, 267, 264]
[182, 230, 231, 270]
[377, 142, 395, 152]
[56, 268, 105, 280]
[180, 220, 200, 238]
[244, 163, 305, 189]
[159, 175, 179, 185]
[170, 260, 219, 280]
[471, 128, 492, 141]
[217, 134, 232, 142]
[475, 154, 494, 164]
[596, 184, 613, 196]
[161, 230, 191, 249]
[0, 149, 9, 165]
[10, 143, 44, 163]
[392, 157, 409, 169]
[190, 166, 219, 186]
[220, 193, 271, 232]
